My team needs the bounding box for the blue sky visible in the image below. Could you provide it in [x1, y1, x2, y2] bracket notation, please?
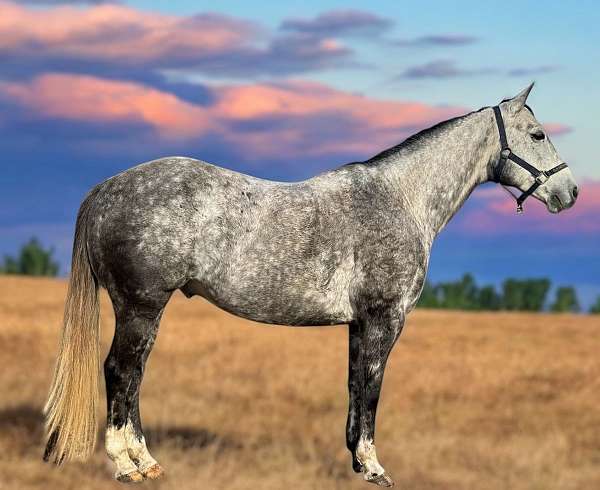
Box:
[1, 0, 598, 307]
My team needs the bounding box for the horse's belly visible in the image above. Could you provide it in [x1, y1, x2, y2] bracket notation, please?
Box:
[181, 277, 352, 326]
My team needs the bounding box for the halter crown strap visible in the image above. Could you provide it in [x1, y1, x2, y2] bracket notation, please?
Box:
[492, 105, 569, 213]
[492, 106, 508, 183]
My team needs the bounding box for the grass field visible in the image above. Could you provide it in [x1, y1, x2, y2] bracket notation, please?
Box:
[0, 275, 599, 489]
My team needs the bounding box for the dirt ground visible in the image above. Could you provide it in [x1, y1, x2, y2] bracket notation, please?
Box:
[0, 275, 599, 489]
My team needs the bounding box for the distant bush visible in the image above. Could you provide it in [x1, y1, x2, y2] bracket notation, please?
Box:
[477, 285, 503, 311]
[419, 274, 480, 310]
[590, 297, 600, 314]
[550, 286, 580, 313]
[0, 238, 59, 277]
[501, 278, 551, 312]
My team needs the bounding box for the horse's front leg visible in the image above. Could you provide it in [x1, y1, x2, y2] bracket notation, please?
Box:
[346, 320, 363, 472]
[348, 302, 404, 487]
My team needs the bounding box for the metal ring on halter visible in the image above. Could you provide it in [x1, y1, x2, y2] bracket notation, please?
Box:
[535, 172, 549, 185]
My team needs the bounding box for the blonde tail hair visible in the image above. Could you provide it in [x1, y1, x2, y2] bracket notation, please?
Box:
[43, 203, 100, 464]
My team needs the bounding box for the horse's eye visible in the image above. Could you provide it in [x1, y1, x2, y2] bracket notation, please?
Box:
[531, 130, 545, 141]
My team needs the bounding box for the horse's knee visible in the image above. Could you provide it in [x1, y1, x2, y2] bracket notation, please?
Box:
[103, 355, 124, 382]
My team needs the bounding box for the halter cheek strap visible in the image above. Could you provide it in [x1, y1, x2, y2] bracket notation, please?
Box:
[492, 105, 568, 213]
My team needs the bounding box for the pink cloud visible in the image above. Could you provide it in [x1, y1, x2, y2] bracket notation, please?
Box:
[0, 72, 463, 158]
[0, 1, 255, 63]
[0, 73, 214, 139]
[0, 1, 351, 77]
[460, 181, 600, 234]
[211, 80, 462, 156]
[543, 123, 572, 137]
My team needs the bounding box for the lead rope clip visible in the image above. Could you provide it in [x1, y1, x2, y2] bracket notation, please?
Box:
[500, 184, 525, 215]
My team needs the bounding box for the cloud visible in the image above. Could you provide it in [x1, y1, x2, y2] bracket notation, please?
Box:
[202, 33, 356, 77]
[399, 59, 495, 79]
[280, 9, 393, 37]
[0, 73, 463, 159]
[456, 181, 600, 235]
[508, 65, 560, 77]
[394, 34, 479, 46]
[212, 80, 463, 156]
[12, 0, 110, 3]
[543, 123, 572, 137]
[398, 60, 560, 81]
[0, 2, 256, 64]
[0, 74, 214, 139]
[0, 1, 355, 80]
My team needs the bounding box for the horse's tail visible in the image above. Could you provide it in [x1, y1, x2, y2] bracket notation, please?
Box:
[43, 198, 100, 464]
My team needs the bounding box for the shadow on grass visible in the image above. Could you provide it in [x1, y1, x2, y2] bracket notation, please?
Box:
[0, 404, 241, 456]
[0, 404, 44, 454]
[0, 404, 355, 482]
[145, 425, 242, 453]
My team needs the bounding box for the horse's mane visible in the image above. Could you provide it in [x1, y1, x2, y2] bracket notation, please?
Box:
[365, 107, 490, 163]
[365, 115, 465, 163]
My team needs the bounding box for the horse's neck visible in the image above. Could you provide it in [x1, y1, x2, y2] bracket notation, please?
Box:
[373, 109, 496, 241]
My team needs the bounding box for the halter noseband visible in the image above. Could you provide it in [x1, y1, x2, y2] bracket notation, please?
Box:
[492, 105, 568, 213]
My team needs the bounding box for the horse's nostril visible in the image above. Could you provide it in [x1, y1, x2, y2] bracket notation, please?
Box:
[572, 186, 579, 199]
[550, 194, 562, 209]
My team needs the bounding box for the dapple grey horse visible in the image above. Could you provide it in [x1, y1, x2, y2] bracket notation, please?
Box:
[44, 84, 577, 486]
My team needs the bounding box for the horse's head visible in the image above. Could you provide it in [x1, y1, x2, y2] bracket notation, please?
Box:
[494, 83, 578, 213]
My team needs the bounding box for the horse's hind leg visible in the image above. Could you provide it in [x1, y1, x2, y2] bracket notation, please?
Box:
[104, 290, 171, 482]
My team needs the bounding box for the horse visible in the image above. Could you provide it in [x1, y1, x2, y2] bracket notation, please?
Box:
[43, 84, 578, 486]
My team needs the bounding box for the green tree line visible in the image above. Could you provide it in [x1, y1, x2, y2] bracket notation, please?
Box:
[418, 273, 588, 313]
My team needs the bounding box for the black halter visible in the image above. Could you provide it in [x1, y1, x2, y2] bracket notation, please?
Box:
[492, 105, 568, 213]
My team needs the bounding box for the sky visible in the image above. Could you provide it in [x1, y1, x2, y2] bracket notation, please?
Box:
[1, 0, 599, 307]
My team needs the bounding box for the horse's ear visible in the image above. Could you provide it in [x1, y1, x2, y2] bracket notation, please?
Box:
[504, 82, 534, 114]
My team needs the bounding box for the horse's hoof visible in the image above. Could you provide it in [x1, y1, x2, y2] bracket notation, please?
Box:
[116, 470, 144, 483]
[365, 472, 395, 487]
[142, 463, 164, 480]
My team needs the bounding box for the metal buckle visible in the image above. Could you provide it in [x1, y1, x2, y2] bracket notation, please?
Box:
[535, 172, 549, 185]
[501, 148, 511, 159]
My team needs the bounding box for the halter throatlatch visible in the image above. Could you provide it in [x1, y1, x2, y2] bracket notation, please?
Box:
[492, 105, 568, 214]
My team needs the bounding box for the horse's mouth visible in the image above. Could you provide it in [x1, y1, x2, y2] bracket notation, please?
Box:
[547, 192, 576, 214]
[547, 194, 562, 214]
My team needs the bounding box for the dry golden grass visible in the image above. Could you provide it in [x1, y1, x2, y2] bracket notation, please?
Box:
[1, 275, 599, 489]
